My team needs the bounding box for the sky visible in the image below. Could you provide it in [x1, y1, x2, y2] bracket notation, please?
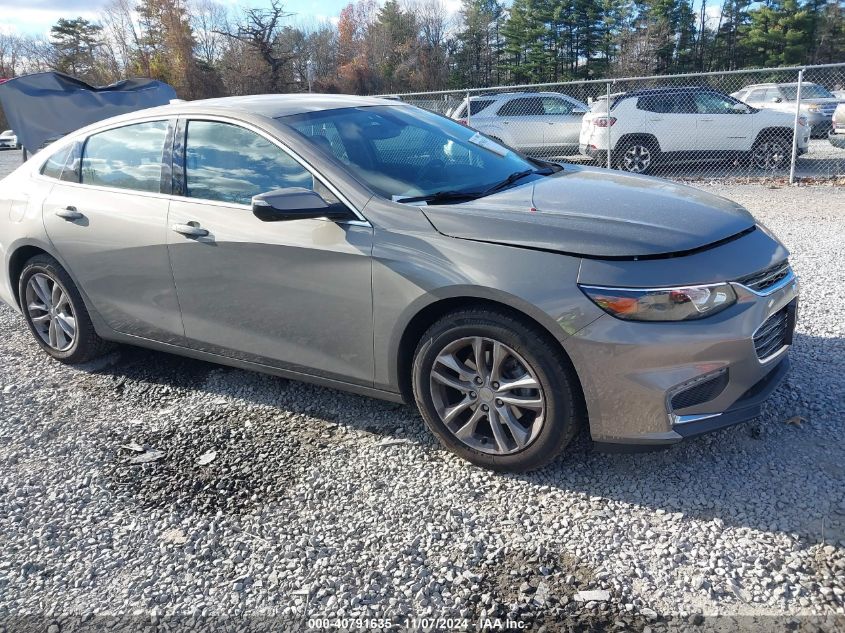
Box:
[0, 0, 355, 36]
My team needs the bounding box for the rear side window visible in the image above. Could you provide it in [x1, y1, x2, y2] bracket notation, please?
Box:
[497, 97, 544, 116]
[457, 99, 495, 118]
[81, 121, 168, 193]
[637, 94, 694, 114]
[184, 120, 314, 205]
[40, 145, 72, 180]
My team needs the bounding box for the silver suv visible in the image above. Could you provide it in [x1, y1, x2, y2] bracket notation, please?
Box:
[450, 92, 589, 157]
[731, 82, 843, 138]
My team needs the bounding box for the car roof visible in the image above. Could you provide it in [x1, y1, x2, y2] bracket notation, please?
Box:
[468, 91, 577, 100]
[742, 82, 820, 88]
[79, 93, 403, 126]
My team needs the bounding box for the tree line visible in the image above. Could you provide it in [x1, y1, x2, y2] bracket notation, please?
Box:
[0, 0, 843, 123]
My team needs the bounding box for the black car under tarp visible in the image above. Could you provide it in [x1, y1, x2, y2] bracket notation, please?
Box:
[0, 72, 176, 154]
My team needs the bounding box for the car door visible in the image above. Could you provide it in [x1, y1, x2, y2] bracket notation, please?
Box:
[693, 92, 751, 151]
[166, 117, 375, 384]
[41, 118, 185, 342]
[539, 96, 583, 154]
[495, 97, 546, 151]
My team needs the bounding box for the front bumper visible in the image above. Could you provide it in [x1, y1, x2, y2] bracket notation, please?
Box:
[566, 265, 799, 447]
[829, 130, 845, 150]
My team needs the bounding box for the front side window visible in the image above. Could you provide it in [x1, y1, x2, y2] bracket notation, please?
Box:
[694, 92, 743, 114]
[184, 121, 314, 205]
[282, 105, 540, 200]
[81, 121, 168, 193]
[541, 97, 574, 115]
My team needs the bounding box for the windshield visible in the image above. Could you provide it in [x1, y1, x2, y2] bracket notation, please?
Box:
[280, 105, 539, 201]
[781, 84, 835, 100]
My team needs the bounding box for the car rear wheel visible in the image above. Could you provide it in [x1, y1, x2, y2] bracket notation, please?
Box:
[18, 254, 111, 363]
[412, 309, 582, 471]
[616, 140, 657, 174]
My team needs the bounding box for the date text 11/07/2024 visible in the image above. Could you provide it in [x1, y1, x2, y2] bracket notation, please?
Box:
[307, 617, 528, 630]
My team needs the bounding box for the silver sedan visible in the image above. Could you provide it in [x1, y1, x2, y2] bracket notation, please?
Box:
[0, 95, 798, 471]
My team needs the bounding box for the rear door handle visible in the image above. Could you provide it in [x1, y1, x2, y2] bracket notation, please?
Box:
[700, 117, 715, 122]
[55, 206, 83, 221]
[649, 118, 664, 122]
[171, 223, 209, 238]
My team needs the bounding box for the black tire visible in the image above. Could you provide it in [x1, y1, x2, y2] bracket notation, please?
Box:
[412, 308, 583, 472]
[18, 254, 111, 364]
[615, 138, 659, 174]
[750, 131, 791, 170]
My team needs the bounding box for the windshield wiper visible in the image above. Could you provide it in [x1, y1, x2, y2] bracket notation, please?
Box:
[395, 167, 553, 205]
[394, 190, 485, 204]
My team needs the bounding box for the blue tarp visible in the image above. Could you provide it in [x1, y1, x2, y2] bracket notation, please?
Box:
[0, 72, 176, 153]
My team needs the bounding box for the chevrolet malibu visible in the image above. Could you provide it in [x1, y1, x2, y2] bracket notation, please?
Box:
[0, 95, 799, 471]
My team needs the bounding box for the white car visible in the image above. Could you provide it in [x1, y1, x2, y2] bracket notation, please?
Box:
[579, 87, 811, 174]
[0, 129, 19, 150]
[450, 92, 589, 157]
[731, 83, 843, 138]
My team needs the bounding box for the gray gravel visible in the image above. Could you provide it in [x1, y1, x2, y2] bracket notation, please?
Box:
[0, 148, 844, 630]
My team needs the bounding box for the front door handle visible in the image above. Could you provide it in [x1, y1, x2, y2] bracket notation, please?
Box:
[171, 223, 209, 238]
[56, 206, 83, 221]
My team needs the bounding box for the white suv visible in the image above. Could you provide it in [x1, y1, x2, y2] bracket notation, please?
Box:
[450, 92, 589, 157]
[579, 87, 811, 174]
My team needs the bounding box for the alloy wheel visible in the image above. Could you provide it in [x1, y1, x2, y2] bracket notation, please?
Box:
[428, 336, 546, 455]
[752, 140, 787, 170]
[621, 144, 652, 173]
[25, 272, 77, 352]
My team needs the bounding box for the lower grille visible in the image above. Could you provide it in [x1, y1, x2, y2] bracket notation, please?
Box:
[754, 307, 790, 360]
[670, 369, 729, 411]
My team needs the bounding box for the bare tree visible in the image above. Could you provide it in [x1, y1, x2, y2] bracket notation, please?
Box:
[215, 0, 296, 92]
[191, 0, 230, 67]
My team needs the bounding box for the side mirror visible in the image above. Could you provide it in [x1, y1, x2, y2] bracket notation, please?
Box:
[732, 103, 750, 113]
[252, 188, 352, 222]
[770, 96, 783, 103]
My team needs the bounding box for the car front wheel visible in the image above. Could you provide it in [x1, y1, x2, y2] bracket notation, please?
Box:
[412, 309, 582, 472]
[751, 135, 790, 170]
[18, 254, 110, 363]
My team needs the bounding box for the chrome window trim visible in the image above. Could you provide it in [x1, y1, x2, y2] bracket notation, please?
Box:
[31, 113, 373, 228]
[178, 114, 371, 226]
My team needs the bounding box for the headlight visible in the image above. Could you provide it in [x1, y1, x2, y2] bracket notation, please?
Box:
[806, 105, 821, 113]
[579, 283, 737, 321]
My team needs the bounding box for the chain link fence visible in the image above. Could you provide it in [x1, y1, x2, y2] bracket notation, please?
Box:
[384, 63, 845, 183]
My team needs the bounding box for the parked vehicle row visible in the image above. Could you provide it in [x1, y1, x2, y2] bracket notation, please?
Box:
[448, 82, 843, 174]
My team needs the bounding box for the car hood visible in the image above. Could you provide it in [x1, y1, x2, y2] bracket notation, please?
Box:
[421, 166, 756, 258]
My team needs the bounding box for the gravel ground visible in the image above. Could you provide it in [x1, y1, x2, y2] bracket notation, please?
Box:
[0, 148, 844, 631]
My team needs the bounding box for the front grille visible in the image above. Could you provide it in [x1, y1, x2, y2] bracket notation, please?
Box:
[737, 260, 790, 293]
[754, 307, 790, 360]
[670, 369, 729, 411]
